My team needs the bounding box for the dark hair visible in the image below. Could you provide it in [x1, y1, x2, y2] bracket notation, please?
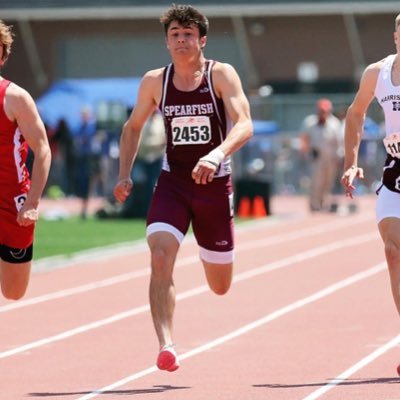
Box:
[160, 4, 209, 37]
[0, 20, 14, 63]
[396, 13, 400, 30]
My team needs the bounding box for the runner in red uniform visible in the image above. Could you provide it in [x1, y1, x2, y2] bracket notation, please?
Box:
[114, 4, 253, 372]
[0, 20, 51, 300]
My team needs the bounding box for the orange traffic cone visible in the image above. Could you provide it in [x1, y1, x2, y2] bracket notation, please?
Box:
[253, 196, 267, 218]
[238, 197, 251, 217]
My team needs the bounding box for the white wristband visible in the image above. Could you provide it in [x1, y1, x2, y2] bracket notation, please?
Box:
[200, 148, 225, 167]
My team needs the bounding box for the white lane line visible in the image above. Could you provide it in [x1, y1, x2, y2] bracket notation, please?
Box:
[237, 212, 373, 252]
[0, 231, 378, 358]
[0, 255, 196, 313]
[0, 214, 375, 313]
[302, 333, 400, 400]
[32, 240, 149, 273]
[76, 262, 387, 400]
[32, 213, 294, 272]
[234, 232, 378, 282]
[32, 211, 372, 273]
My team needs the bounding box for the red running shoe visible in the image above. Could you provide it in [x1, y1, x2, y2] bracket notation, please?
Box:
[157, 344, 180, 372]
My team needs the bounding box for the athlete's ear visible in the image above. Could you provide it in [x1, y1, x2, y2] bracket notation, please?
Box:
[200, 36, 207, 49]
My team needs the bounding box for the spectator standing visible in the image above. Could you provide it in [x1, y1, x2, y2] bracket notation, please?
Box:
[125, 111, 166, 217]
[74, 107, 97, 219]
[53, 118, 75, 196]
[137, 111, 166, 205]
[299, 98, 343, 212]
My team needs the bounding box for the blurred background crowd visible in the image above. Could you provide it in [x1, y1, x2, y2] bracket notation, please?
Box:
[3, 0, 395, 219]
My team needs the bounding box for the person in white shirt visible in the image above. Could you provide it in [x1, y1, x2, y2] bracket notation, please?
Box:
[299, 98, 342, 211]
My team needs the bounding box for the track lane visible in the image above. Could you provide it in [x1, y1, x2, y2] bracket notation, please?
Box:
[0, 224, 378, 358]
[3, 195, 398, 400]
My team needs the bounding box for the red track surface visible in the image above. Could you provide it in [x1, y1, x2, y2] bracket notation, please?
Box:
[2, 195, 400, 400]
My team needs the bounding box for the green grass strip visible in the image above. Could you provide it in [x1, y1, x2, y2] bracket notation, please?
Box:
[34, 217, 147, 260]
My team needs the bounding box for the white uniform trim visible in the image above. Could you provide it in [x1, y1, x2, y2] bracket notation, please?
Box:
[13, 128, 25, 183]
[199, 246, 234, 264]
[376, 185, 400, 224]
[146, 222, 185, 244]
[375, 54, 400, 137]
[160, 63, 172, 114]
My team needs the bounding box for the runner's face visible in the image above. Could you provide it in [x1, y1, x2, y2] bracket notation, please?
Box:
[166, 21, 206, 58]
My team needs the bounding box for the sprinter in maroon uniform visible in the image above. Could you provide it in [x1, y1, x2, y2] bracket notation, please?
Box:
[0, 21, 51, 300]
[114, 4, 253, 371]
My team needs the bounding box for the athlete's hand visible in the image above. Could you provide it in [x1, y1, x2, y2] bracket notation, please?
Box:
[114, 178, 133, 203]
[17, 205, 39, 227]
[192, 160, 217, 185]
[341, 166, 364, 199]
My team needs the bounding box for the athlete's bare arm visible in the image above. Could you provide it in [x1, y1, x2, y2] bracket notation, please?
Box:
[114, 69, 164, 203]
[192, 62, 253, 184]
[213, 62, 253, 156]
[5, 83, 51, 226]
[341, 62, 381, 197]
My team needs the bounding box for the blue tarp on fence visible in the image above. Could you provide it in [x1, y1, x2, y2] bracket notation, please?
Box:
[252, 119, 279, 136]
[36, 77, 142, 134]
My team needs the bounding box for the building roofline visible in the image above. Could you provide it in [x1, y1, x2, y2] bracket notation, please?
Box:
[1, 2, 399, 21]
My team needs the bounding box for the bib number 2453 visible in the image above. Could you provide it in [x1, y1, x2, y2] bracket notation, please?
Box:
[171, 116, 211, 145]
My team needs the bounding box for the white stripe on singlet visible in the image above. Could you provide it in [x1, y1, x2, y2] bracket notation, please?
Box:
[160, 63, 172, 114]
[13, 128, 25, 183]
[160, 64, 172, 172]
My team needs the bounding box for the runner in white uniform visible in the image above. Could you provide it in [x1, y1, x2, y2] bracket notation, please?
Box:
[342, 13, 400, 374]
[375, 53, 400, 222]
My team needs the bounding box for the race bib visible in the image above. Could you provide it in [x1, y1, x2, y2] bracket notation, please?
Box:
[171, 116, 211, 145]
[383, 132, 400, 159]
[14, 193, 27, 212]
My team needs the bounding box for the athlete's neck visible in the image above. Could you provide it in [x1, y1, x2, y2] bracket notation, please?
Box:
[392, 55, 400, 86]
[173, 53, 205, 75]
[173, 57, 206, 91]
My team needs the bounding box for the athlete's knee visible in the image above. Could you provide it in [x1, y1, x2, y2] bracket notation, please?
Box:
[0, 246, 32, 300]
[204, 263, 233, 295]
[209, 280, 231, 296]
[384, 239, 400, 268]
[1, 284, 27, 300]
[150, 247, 175, 277]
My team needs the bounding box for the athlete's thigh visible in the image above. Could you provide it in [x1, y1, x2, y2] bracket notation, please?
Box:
[203, 259, 233, 283]
[0, 258, 31, 299]
[377, 185, 400, 223]
[191, 177, 234, 253]
[377, 186, 400, 243]
[0, 194, 34, 249]
[378, 217, 400, 243]
[0, 241, 34, 299]
[0, 259, 31, 284]
[147, 171, 192, 239]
